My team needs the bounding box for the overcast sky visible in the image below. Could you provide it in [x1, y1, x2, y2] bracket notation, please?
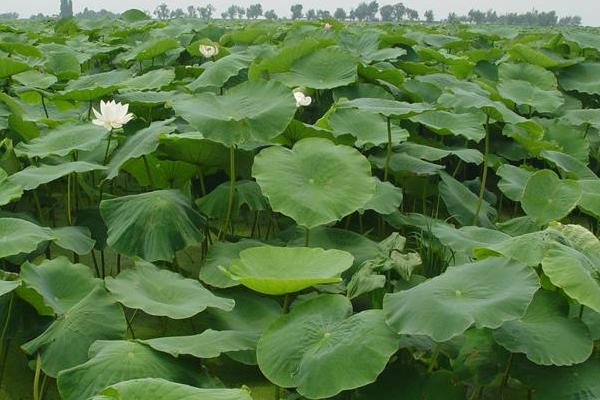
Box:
[2, 0, 599, 25]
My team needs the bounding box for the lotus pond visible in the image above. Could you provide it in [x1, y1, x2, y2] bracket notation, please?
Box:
[2, 11, 600, 400]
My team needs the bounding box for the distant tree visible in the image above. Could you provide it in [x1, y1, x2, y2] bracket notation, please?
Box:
[246, 3, 263, 19]
[30, 13, 48, 19]
[306, 9, 316, 20]
[334, 8, 347, 20]
[186, 6, 197, 17]
[559, 15, 582, 25]
[0, 12, 19, 19]
[225, 5, 245, 19]
[317, 9, 331, 19]
[198, 4, 215, 20]
[153, 3, 170, 20]
[221, 12, 228, 19]
[60, 0, 73, 17]
[424, 9, 434, 22]
[447, 12, 459, 23]
[354, 1, 379, 21]
[264, 9, 277, 19]
[380, 5, 393, 21]
[392, 3, 405, 20]
[237, 6, 246, 18]
[368, 1, 380, 20]
[485, 9, 498, 23]
[76, 7, 119, 18]
[468, 9, 486, 24]
[290, 4, 303, 20]
[407, 8, 418, 20]
[170, 8, 185, 18]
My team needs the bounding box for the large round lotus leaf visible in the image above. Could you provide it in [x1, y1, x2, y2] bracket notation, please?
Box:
[0, 56, 29, 78]
[271, 47, 357, 89]
[0, 168, 22, 206]
[496, 164, 533, 202]
[521, 170, 581, 225]
[105, 262, 234, 318]
[171, 80, 296, 146]
[493, 290, 593, 366]
[12, 70, 58, 89]
[542, 242, 600, 313]
[188, 52, 254, 91]
[141, 329, 257, 358]
[498, 80, 564, 114]
[513, 358, 600, 400]
[0, 270, 20, 297]
[561, 109, 600, 130]
[14, 123, 109, 159]
[257, 294, 398, 399]
[0, 217, 55, 258]
[287, 226, 383, 268]
[322, 108, 409, 147]
[52, 226, 95, 255]
[562, 31, 600, 52]
[383, 257, 539, 342]
[123, 37, 180, 61]
[431, 225, 510, 257]
[105, 119, 175, 180]
[9, 161, 105, 191]
[57, 70, 131, 101]
[21, 286, 126, 377]
[409, 110, 487, 142]
[498, 63, 557, 90]
[92, 378, 253, 400]
[559, 62, 600, 95]
[159, 132, 230, 168]
[19, 256, 101, 315]
[199, 239, 263, 288]
[121, 69, 175, 91]
[508, 44, 582, 69]
[225, 246, 354, 295]
[57, 341, 200, 400]
[100, 190, 204, 262]
[439, 172, 496, 228]
[253, 138, 375, 229]
[361, 178, 403, 215]
[338, 98, 432, 118]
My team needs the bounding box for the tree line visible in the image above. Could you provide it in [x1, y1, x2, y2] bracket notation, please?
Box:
[0, 1, 583, 26]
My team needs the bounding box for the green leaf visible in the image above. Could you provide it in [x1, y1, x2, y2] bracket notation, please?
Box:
[121, 69, 175, 92]
[57, 341, 200, 400]
[52, 226, 96, 255]
[188, 52, 254, 91]
[338, 98, 432, 118]
[0, 217, 55, 258]
[105, 262, 234, 319]
[438, 172, 496, 228]
[409, 110, 487, 142]
[0, 56, 30, 78]
[171, 80, 296, 146]
[100, 190, 205, 262]
[253, 138, 375, 229]
[124, 37, 180, 61]
[559, 62, 600, 95]
[22, 286, 126, 377]
[58, 70, 131, 101]
[92, 378, 253, 400]
[496, 164, 533, 202]
[0, 167, 23, 206]
[105, 120, 175, 180]
[9, 161, 105, 191]
[497, 79, 564, 113]
[14, 123, 109, 159]
[0, 270, 20, 297]
[19, 256, 100, 315]
[199, 239, 263, 288]
[257, 294, 399, 399]
[499, 63, 557, 90]
[493, 290, 593, 366]
[383, 257, 539, 341]
[141, 329, 257, 358]
[521, 170, 581, 225]
[361, 179, 403, 215]
[12, 70, 57, 89]
[225, 246, 353, 295]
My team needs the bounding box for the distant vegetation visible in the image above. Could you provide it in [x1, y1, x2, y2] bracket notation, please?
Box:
[0, 1, 584, 26]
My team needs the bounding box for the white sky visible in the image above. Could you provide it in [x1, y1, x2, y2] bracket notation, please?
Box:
[1, 0, 599, 26]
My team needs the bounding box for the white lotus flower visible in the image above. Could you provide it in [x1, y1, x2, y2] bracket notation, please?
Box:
[92, 100, 134, 130]
[324, 22, 333, 30]
[199, 44, 219, 58]
[293, 90, 312, 107]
